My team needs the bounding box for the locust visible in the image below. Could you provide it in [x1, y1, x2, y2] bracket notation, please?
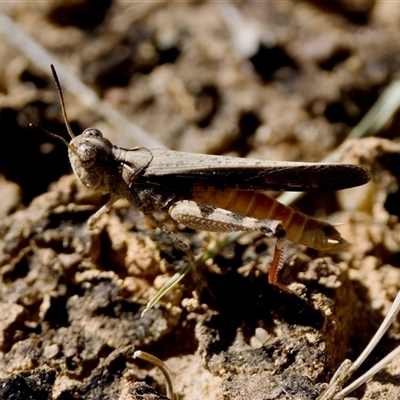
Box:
[33, 65, 370, 293]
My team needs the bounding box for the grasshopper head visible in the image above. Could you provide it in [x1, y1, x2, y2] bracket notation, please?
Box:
[35, 65, 118, 194]
[69, 128, 114, 192]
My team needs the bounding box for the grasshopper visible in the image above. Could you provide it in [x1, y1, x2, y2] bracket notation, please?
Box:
[34, 65, 370, 292]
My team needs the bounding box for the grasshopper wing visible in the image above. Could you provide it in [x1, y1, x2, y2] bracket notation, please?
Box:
[142, 149, 370, 192]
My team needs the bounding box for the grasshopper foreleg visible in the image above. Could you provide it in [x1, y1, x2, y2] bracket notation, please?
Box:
[169, 200, 289, 291]
[88, 196, 120, 229]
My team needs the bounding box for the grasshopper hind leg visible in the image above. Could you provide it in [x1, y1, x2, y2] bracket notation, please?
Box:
[169, 200, 291, 291]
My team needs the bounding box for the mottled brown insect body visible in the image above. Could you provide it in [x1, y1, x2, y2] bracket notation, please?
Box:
[38, 65, 370, 291]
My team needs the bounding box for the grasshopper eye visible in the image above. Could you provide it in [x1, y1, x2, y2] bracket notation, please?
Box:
[71, 127, 112, 164]
[82, 128, 103, 138]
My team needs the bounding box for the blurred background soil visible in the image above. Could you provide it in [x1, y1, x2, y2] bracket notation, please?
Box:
[0, 2, 400, 399]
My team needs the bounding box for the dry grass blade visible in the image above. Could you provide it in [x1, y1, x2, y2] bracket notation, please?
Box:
[317, 290, 400, 399]
[133, 350, 175, 400]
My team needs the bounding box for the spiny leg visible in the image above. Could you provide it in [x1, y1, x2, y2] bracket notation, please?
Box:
[268, 236, 291, 292]
[169, 200, 290, 291]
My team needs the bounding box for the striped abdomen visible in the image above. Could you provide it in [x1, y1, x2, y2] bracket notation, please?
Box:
[190, 190, 349, 253]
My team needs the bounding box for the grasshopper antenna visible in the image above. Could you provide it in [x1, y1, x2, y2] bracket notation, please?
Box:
[28, 123, 69, 147]
[50, 64, 75, 139]
[29, 65, 79, 156]
[28, 122, 76, 152]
